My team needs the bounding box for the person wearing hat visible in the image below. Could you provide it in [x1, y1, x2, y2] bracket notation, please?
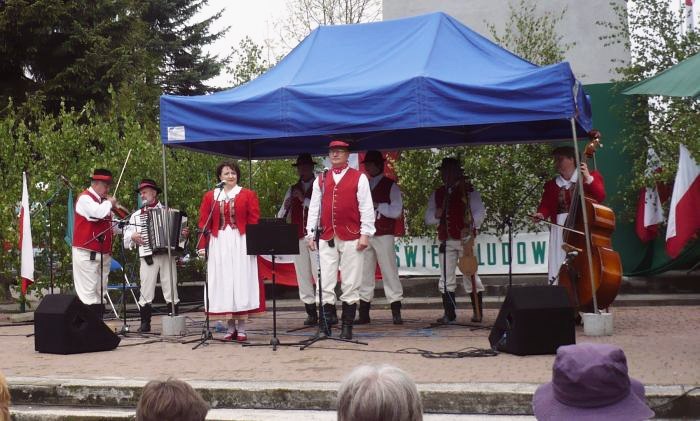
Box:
[424, 158, 486, 324]
[306, 140, 375, 340]
[72, 168, 119, 317]
[277, 153, 322, 326]
[124, 179, 188, 332]
[357, 150, 404, 325]
[533, 134, 606, 285]
[533, 343, 654, 420]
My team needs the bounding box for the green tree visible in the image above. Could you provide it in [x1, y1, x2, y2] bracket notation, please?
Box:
[598, 0, 700, 221]
[141, 0, 229, 96]
[396, 0, 574, 238]
[226, 36, 272, 87]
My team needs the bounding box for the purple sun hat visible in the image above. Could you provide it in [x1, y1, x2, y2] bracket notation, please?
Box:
[532, 343, 654, 421]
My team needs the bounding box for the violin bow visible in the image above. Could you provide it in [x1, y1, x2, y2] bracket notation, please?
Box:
[112, 148, 132, 198]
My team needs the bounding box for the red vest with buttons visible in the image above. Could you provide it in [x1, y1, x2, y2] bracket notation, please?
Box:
[371, 176, 398, 236]
[289, 179, 314, 239]
[434, 185, 469, 241]
[72, 190, 113, 253]
[320, 168, 362, 241]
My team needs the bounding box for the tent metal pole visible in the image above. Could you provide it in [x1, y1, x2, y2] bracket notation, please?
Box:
[248, 142, 253, 189]
[570, 118, 599, 315]
[161, 144, 176, 316]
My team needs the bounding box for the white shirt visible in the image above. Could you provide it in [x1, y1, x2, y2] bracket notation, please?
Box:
[276, 179, 313, 218]
[369, 174, 403, 220]
[306, 167, 376, 239]
[424, 188, 486, 229]
[75, 187, 113, 222]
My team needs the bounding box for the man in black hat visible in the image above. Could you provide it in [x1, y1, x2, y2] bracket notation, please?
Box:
[72, 168, 118, 317]
[277, 153, 321, 326]
[357, 150, 405, 325]
[124, 179, 187, 332]
[424, 158, 486, 324]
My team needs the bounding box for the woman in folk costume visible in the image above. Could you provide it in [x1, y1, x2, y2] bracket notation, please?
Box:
[197, 161, 264, 342]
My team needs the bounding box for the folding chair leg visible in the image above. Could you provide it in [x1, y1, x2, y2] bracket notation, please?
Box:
[125, 273, 141, 310]
[105, 291, 119, 319]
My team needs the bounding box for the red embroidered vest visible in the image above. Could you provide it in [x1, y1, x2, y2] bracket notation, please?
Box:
[320, 169, 361, 241]
[371, 176, 397, 236]
[289, 179, 313, 239]
[434, 185, 469, 241]
[72, 190, 113, 253]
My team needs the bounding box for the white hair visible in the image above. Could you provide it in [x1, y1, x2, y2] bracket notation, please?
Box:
[337, 364, 423, 421]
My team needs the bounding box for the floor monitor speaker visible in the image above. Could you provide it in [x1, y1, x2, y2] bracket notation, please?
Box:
[488, 286, 575, 356]
[34, 294, 120, 354]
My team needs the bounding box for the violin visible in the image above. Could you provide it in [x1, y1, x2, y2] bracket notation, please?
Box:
[557, 132, 622, 312]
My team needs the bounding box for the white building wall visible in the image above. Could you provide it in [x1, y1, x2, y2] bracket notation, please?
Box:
[382, 0, 630, 84]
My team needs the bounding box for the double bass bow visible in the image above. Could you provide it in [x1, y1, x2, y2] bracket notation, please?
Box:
[557, 132, 622, 313]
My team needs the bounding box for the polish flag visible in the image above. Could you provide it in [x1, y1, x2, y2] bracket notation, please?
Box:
[635, 147, 665, 242]
[665, 144, 700, 258]
[19, 172, 34, 294]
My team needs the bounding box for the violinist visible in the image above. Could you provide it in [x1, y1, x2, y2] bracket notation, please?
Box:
[533, 138, 606, 285]
[71, 168, 119, 318]
[124, 179, 187, 332]
[425, 158, 486, 324]
[277, 153, 321, 326]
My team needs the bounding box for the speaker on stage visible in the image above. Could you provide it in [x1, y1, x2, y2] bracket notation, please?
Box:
[488, 286, 575, 356]
[34, 294, 120, 354]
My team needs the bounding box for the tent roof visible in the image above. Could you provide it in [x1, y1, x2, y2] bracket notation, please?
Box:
[160, 12, 592, 159]
[623, 52, 700, 98]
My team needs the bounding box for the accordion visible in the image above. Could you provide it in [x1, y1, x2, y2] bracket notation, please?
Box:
[138, 208, 188, 257]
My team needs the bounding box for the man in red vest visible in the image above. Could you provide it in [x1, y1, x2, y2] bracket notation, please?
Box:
[278, 153, 322, 326]
[72, 168, 118, 318]
[356, 150, 404, 325]
[425, 158, 486, 324]
[306, 140, 375, 340]
[533, 143, 605, 284]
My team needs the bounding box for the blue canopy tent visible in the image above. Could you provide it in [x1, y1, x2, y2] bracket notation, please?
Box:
[158, 12, 605, 313]
[159, 12, 592, 159]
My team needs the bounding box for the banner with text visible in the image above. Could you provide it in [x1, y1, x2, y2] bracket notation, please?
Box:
[396, 233, 548, 276]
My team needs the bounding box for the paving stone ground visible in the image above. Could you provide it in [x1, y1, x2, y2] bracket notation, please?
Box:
[1, 305, 698, 386]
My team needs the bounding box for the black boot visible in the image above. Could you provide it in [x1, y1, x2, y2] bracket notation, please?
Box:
[339, 302, 357, 340]
[355, 300, 371, 324]
[390, 301, 403, 325]
[319, 303, 336, 336]
[324, 303, 338, 325]
[138, 304, 152, 333]
[168, 303, 179, 316]
[470, 292, 484, 323]
[435, 292, 456, 324]
[304, 303, 318, 326]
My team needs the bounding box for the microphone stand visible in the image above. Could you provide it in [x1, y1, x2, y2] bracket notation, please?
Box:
[43, 181, 64, 295]
[187, 184, 225, 350]
[300, 170, 367, 350]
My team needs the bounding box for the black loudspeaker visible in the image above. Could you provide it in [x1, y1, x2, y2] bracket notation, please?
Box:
[488, 286, 575, 356]
[34, 294, 120, 354]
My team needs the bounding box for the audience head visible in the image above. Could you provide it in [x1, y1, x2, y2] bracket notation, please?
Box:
[337, 364, 423, 421]
[135, 378, 209, 421]
[0, 371, 10, 421]
[533, 343, 654, 421]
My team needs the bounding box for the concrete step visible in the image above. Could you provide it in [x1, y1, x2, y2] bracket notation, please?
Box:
[7, 377, 699, 419]
[9, 405, 537, 420]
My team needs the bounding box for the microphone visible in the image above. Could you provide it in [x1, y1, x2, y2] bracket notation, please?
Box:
[215, 181, 225, 188]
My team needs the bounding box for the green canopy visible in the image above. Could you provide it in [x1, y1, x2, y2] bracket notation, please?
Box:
[623, 52, 700, 98]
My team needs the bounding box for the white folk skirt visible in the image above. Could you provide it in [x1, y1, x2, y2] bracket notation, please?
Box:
[205, 226, 260, 318]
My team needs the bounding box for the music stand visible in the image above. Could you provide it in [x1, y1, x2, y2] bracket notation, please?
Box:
[243, 219, 299, 351]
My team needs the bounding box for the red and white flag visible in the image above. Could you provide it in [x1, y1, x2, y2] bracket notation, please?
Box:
[635, 147, 665, 242]
[19, 172, 34, 294]
[666, 144, 700, 258]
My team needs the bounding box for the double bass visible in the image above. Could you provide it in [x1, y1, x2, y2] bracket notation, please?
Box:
[558, 134, 622, 312]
